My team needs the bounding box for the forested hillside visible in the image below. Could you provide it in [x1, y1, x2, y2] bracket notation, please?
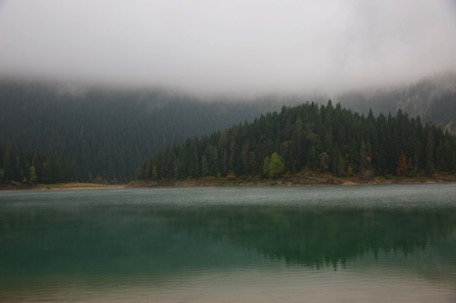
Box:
[136, 101, 456, 181]
[0, 143, 74, 184]
[338, 73, 456, 134]
[0, 80, 277, 182]
[2, 75, 456, 184]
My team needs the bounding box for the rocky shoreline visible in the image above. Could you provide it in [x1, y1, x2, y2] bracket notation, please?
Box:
[129, 174, 456, 188]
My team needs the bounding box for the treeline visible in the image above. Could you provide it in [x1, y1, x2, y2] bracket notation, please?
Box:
[136, 101, 456, 180]
[337, 72, 456, 134]
[0, 80, 276, 182]
[0, 143, 75, 184]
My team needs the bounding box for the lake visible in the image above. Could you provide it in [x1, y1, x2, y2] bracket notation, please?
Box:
[1, 184, 456, 302]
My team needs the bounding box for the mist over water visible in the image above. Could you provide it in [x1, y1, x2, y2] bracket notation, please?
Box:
[1, 184, 456, 302]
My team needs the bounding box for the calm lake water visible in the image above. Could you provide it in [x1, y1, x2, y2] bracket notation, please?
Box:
[1, 184, 456, 302]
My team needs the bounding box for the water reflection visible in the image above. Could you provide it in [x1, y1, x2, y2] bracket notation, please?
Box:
[158, 205, 456, 268]
[2, 200, 456, 277]
[1, 187, 456, 302]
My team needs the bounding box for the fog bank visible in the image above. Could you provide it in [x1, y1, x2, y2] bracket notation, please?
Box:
[1, 0, 456, 96]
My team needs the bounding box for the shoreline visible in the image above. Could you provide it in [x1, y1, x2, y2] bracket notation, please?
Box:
[0, 182, 127, 191]
[128, 174, 456, 188]
[1, 175, 456, 191]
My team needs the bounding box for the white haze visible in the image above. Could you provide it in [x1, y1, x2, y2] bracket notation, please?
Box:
[1, 0, 456, 96]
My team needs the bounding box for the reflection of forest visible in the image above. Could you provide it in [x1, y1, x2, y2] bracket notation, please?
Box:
[1, 203, 456, 277]
[159, 205, 456, 268]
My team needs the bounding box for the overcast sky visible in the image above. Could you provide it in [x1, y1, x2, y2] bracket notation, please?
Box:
[1, 0, 456, 95]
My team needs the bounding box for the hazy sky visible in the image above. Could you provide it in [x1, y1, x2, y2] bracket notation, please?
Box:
[1, 0, 456, 95]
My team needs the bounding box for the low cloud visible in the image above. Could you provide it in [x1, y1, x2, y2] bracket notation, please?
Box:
[1, 0, 456, 96]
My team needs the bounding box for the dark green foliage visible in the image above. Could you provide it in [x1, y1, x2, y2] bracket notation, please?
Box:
[0, 143, 75, 184]
[137, 101, 456, 180]
[0, 80, 276, 182]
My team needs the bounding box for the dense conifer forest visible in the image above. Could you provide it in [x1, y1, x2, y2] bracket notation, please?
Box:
[136, 101, 456, 181]
[0, 80, 275, 183]
[0, 143, 74, 184]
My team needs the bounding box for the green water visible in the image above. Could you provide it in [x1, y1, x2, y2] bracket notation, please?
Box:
[1, 184, 456, 302]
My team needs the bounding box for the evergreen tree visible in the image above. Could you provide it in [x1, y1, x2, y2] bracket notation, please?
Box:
[263, 156, 271, 177]
[425, 129, 435, 175]
[319, 152, 329, 173]
[29, 166, 37, 183]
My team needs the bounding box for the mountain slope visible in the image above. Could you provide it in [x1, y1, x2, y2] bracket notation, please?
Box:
[337, 73, 456, 134]
[0, 80, 277, 182]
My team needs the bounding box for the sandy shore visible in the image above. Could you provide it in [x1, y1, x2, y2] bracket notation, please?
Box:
[34, 183, 127, 190]
[0, 182, 127, 191]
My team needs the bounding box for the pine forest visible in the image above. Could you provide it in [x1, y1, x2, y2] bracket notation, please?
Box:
[136, 101, 456, 181]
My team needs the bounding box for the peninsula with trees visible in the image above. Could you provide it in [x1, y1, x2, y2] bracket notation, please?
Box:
[135, 101, 456, 186]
